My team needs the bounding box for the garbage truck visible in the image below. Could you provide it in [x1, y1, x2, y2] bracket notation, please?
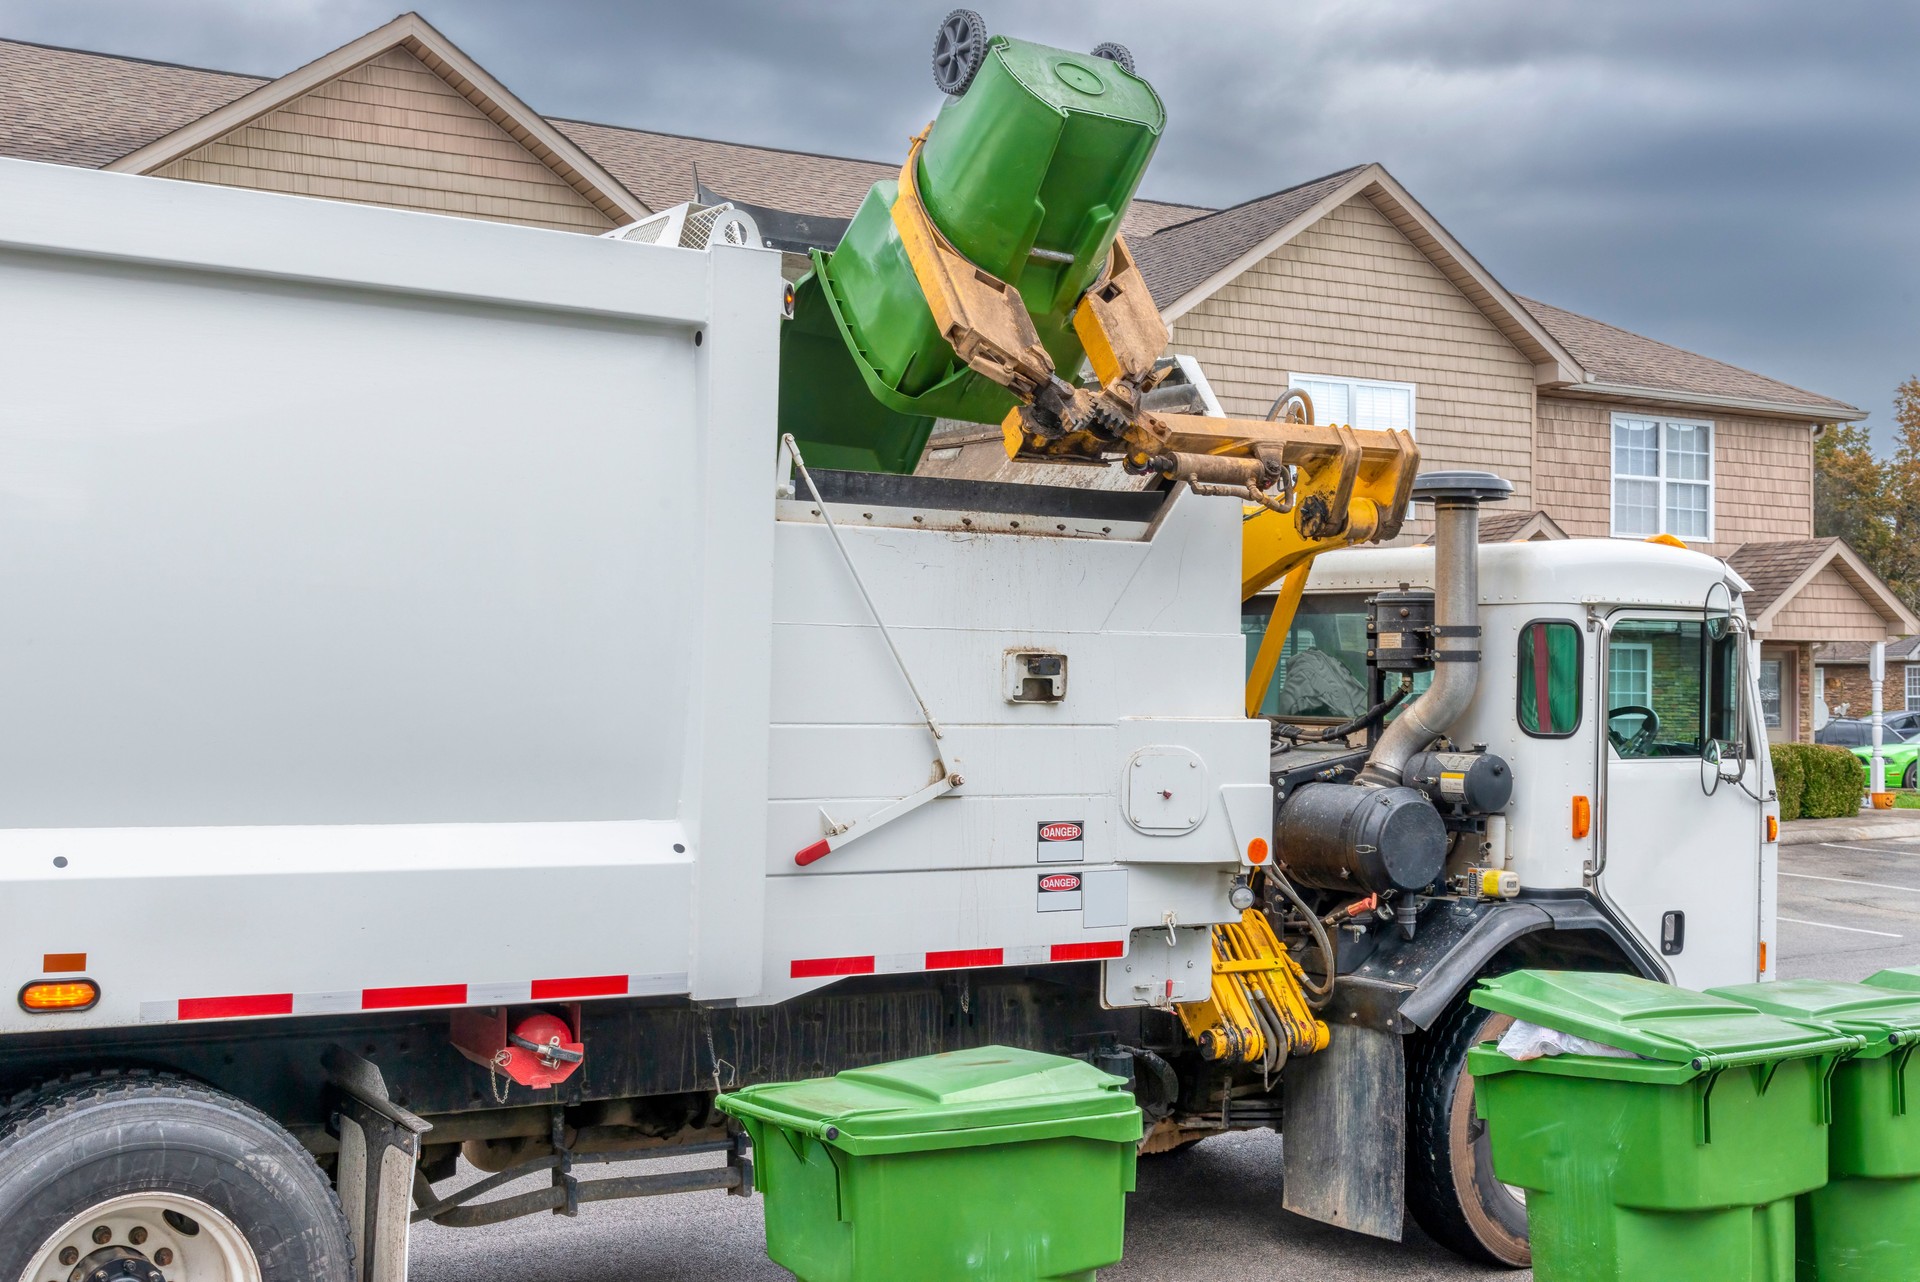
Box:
[0, 13, 1775, 1278]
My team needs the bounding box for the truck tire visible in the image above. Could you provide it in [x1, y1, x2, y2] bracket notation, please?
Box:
[0, 1071, 352, 1282]
[1405, 996, 1530, 1268]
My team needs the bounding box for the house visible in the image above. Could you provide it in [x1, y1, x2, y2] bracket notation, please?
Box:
[3, 12, 1910, 742]
[1816, 637, 1920, 724]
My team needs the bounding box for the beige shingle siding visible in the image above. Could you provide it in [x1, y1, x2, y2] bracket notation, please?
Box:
[1535, 395, 1812, 556]
[1772, 564, 1894, 643]
[1167, 195, 1535, 536]
[153, 50, 614, 233]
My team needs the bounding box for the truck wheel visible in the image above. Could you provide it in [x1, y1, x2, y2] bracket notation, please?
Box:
[1406, 996, 1530, 1267]
[0, 1072, 351, 1282]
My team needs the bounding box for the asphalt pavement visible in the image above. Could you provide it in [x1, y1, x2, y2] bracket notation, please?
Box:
[411, 837, 1920, 1282]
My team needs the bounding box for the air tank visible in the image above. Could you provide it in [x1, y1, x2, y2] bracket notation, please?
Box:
[779, 23, 1166, 472]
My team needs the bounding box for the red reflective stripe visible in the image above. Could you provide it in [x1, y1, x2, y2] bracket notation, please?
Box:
[926, 948, 1002, 970]
[1050, 941, 1125, 962]
[531, 975, 628, 1000]
[1531, 621, 1555, 734]
[794, 839, 832, 867]
[362, 983, 467, 1010]
[179, 993, 293, 1021]
[790, 955, 875, 979]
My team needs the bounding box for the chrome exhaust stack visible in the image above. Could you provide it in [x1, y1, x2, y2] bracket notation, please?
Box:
[1357, 471, 1511, 788]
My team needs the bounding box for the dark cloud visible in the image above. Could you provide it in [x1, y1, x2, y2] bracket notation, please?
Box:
[4, 0, 1913, 441]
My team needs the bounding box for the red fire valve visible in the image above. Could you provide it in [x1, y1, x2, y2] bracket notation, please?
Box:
[451, 1008, 585, 1089]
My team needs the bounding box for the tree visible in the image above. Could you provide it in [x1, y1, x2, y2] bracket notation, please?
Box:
[1814, 377, 1920, 613]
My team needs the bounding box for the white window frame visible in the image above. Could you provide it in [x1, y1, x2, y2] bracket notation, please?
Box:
[1608, 641, 1655, 711]
[1288, 372, 1417, 436]
[1905, 664, 1920, 712]
[1610, 411, 1714, 540]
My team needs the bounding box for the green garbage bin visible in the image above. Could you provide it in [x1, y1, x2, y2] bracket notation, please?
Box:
[1467, 971, 1862, 1282]
[1711, 978, 1920, 1279]
[715, 1046, 1142, 1282]
[1866, 965, 1920, 994]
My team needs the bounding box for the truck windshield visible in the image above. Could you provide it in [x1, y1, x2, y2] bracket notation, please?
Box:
[1243, 593, 1429, 721]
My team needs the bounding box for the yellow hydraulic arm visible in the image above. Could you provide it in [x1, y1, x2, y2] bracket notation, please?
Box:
[891, 137, 1420, 1074]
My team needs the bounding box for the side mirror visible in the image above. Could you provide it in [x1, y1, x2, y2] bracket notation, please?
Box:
[1704, 580, 1735, 641]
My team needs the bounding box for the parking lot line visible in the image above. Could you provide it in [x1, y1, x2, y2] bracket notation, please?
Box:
[1781, 871, 1920, 895]
[1778, 916, 1904, 938]
[1816, 842, 1920, 857]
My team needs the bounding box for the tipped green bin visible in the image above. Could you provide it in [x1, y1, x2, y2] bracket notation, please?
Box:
[715, 1046, 1141, 1282]
[1467, 971, 1862, 1282]
[1711, 978, 1920, 1280]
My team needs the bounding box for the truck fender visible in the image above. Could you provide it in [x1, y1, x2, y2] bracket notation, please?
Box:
[1395, 892, 1664, 1032]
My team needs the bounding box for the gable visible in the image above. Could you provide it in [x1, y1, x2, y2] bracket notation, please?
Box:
[1770, 561, 1901, 643]
[151, 48, 614, 233]
[1167, 194, 1536, 506]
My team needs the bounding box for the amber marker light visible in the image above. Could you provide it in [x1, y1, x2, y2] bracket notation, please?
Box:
[1572, 795, 1592, 840]
[1766, 815, 1779, 842]
[20, 979, 99, 1013]
[1247, 837, 1270, 865]
[1759, 941, 1769, 973]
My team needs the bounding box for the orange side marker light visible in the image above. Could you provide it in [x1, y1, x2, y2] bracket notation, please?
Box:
[1572, 795, 1592, 840]
[1766, 815, 1779, 842]
[20, 979, 99, 1013]
[1247, 837, 1269, 865]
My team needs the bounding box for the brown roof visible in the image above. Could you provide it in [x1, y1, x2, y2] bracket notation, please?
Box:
[1725, 538, 1837, 617]
[0, 35, 1206, 236]
[1814, 638, 1920, 664]
[1519, 296, 1861, 420]
[552, 117, 1205, 234]
[0, 38, 262, 168]
[1130, 165, 1368, 307]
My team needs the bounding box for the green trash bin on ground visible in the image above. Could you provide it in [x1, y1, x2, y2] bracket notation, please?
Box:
[1467, 971, 1862, 1282]
[715, 1046, 1141, 1282]
[1711, 977, 1920, 1279]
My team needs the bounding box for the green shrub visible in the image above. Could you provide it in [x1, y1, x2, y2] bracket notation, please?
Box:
[1771, 743, 1806, 821]
[1792, 742, 1867, 820]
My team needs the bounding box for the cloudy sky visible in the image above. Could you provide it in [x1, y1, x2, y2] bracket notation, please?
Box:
[5, 0, 1915, 444]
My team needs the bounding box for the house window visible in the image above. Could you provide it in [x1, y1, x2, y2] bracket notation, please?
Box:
[1906, 665, 1920, 712]
[1760, 659, 1784, 729]
[1612, 412, 1713, 539]
[1608, 641, 1654, 712]
[1289, 374, 1415, 435]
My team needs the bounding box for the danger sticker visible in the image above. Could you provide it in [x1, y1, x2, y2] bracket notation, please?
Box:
[1037, 871, 1083, 912]
[1037, 819, 1085, 864]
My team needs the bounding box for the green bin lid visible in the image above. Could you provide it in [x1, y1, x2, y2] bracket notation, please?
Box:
[714, 1046, 1143, 1156]
[1709, 979, 1920, 1060]
[1469, 971, 1860, 1077]
[1866, 966, 1920, 995]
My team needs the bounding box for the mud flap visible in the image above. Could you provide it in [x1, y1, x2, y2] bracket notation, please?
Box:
[1280, 1022, 1405, 1240]
[326, 1046, 431, 1282]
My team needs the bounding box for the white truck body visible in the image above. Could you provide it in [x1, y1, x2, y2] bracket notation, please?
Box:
[0, 157, 1258, 1036]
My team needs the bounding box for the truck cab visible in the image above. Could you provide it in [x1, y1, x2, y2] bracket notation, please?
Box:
[1250, 534, 1777, 1263]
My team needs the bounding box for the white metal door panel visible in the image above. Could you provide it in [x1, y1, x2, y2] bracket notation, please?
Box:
[1599, 612, 1763, 988]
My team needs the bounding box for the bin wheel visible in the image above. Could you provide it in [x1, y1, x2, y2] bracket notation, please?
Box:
[1406, 996, 1531, 1268]
[0, 1071, 352, 1282]
[1090, 42, 1135, 75]
[931, 10, 989, 96]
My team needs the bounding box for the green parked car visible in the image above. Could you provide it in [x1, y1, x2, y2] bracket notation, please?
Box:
[1847, 733, 1920, 790]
